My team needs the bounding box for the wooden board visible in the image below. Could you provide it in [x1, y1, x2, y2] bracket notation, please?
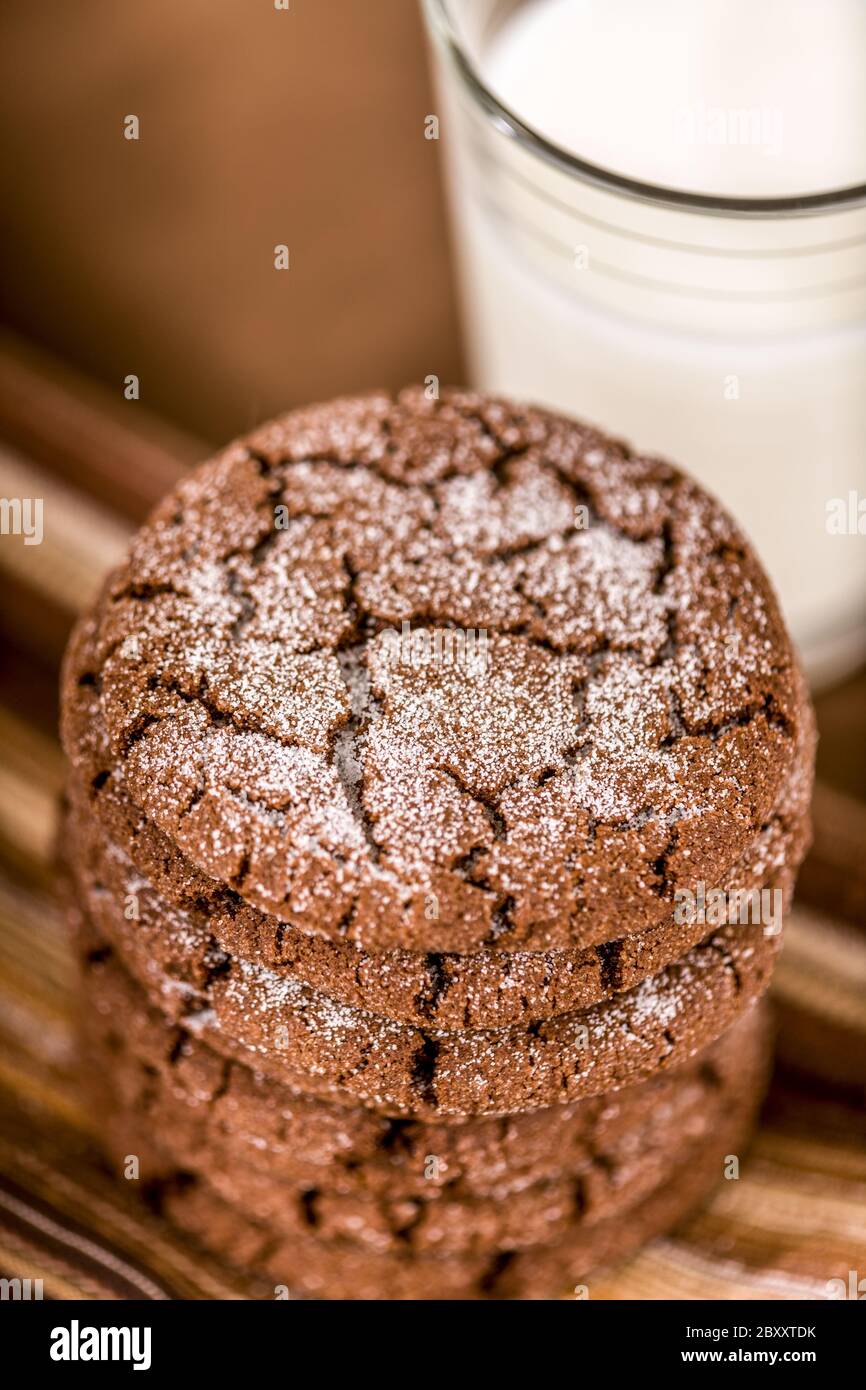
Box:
[0, 334, 863, 1300]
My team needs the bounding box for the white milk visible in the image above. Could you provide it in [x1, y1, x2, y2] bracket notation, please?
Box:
[484, 0, 866, 198]
[424, 0, 866, 685]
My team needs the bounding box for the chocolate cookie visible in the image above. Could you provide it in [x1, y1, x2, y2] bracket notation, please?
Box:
[61, 664, 811, 1028]
[107, 1084, 753, 1259]
[61, 388, 810, 953]
[70, 824, 781, 1114]
[153, 1112, 757, 1299]
[71, 870, 780, 1117]
[97, 1032, 767, 1258]
[77, 924, 769, 1196]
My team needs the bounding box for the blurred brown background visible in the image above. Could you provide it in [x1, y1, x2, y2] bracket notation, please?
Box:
[0, 0, 462, 443]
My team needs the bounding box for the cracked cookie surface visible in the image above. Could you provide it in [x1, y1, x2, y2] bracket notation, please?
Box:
[62, 388, 809, 952]
[62, 606, 812, 1027]
[103, 1055, 760, 1257]
[150, 1111, 759, 1299]
[70, 878, 780, 1116]
[65, 779, 806, 1034]
[78, 928, 769, 1204]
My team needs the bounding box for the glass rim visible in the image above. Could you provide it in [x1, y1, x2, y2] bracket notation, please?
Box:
[424, 0, 866, 220]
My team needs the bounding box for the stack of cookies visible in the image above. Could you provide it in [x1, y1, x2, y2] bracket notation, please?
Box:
[60, 388, 814, 1298]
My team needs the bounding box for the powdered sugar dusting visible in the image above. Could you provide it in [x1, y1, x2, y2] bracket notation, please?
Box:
[86, 387, 802, 950]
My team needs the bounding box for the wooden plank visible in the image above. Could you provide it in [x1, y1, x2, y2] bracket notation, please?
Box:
[0, 332, 203, 520]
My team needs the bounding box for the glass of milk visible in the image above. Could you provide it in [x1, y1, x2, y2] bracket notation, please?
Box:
[422, 0, 866, 687]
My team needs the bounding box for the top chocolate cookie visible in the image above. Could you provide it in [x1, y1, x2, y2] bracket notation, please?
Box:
[65, 388, 806, 952]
